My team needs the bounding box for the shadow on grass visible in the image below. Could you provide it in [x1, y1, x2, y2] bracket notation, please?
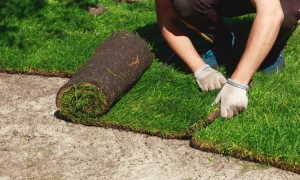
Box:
[0, 0, 47, 20]
[0, 0, 47, 47]
[0, 0, 99, 49]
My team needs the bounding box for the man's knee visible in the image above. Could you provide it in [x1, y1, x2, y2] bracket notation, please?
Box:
[171, 0, 216, 19]
[281, 0, 300, 28]
[171, 0, 192, 18]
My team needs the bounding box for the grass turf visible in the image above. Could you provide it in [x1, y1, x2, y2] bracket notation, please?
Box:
[0, 0, 158, 76]
[191, 27, 300, 173]
[1, 0, 300, 173]
[71, 61, 220, 138]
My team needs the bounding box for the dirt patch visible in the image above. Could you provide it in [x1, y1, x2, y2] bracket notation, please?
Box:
[0, 73, 299, 179]
[85, 4, 107, 16]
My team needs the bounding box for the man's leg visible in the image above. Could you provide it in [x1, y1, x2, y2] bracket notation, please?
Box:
[171, 0, 255, 68]
[259, 0, 300, 72]
[171, 0, 300, 73]
[218, 0, 299, 73]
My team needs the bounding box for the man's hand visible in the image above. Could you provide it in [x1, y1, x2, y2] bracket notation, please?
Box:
[194, 64, 226, 91]
[212, 79, 249, 119]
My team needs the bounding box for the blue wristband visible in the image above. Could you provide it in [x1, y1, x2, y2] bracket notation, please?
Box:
[227, 78, 249, 91]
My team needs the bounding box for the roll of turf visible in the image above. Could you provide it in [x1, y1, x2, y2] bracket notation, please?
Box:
[56, 30, 153, 121]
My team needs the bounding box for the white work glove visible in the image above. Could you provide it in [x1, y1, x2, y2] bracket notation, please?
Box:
[194, 64, 226, 92]
[212, 78, 249, 119]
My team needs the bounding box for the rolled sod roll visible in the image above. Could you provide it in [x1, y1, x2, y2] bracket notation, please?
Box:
[56, 30, 153, 121]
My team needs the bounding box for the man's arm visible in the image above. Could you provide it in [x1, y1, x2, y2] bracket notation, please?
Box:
[155, 0, 205, 72]
[155, 0, 227, 91]
[231, 0, 284, 84]
[213, 0, 284, 119]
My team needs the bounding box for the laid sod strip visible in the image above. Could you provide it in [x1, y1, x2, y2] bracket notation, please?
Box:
[191, 29, 300, 174]
[191, 99, 300, 173]
[56, 30, 153, 119]
[69, 61, 220, 138]
[55, 29, 219, 138]
[56, 49, 221, 138]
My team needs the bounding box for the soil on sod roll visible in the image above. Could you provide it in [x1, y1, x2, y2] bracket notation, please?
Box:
[56, 30, 153, 121]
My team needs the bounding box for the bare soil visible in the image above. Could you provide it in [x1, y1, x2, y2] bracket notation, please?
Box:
[0, 72, 299, 180]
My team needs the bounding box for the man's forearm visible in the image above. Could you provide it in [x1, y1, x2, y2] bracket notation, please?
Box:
[160, 26, 206, 72]
[231, 0, 284, 85]
[155, 0, 205, 72]
[159, 21, 227, 92]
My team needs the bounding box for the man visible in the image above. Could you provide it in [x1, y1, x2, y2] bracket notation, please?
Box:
[155, 0, 300, 119]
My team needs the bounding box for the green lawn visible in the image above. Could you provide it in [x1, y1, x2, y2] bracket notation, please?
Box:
[192, 25, 300, 173]
[1, 0, 299, 174]
[0, 0, 159, 75]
